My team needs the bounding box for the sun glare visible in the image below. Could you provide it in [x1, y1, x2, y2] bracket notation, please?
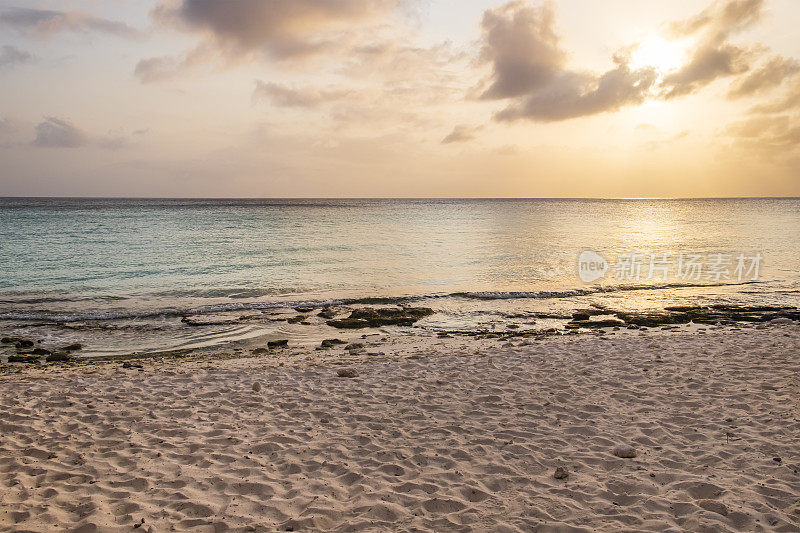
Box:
[630, 36, 686, 74]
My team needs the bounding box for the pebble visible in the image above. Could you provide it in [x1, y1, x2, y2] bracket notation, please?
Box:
[553, 467, 569, 480]
[252, 382, 262, 392]
[612, 444, 638, 458]
[337, 368, 358, 378]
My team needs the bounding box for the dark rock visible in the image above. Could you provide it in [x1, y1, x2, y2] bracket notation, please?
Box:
[318, 308, 338, 319]
[327, 307, 435, 329]
[252, 348, 269, 355]
[287, 315, 307, 324]
[0, 337, 13, 344]
[46, 352, 71, 362]
[345, 343, 365, 351]
[572, 312, 591, 321]
[122, 362, 144, 369]
[349, 297, 405, 305]
[320, 339, 346, 348]
[294, 307, 314, 313]
[553, 467, 569, 480]
[31, 348, 51, 356]
[267, 339, 289, 349]
[62, 343, 83, 352]
[7, 355, 39, 363]
[17, 339, 34, 348]
[566, 319, 626, 329]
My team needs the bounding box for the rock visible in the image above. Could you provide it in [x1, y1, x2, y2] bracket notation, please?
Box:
[287, 315, 307, 324]
[318, 308, 338, 319]
[267, 340, 289, 349]
[31, 348, 51, 356]
[344, 343, 365, 351]
[566, 318, 626, 329]
[0, 337, 13, 344]
[698, 499, 729, 516]
[327, 307, 434, 329]
[337, 368, 358, 378]
[572, 312, 591, 321]
[46, 352, 71, 362]
[122, 362, 144, 369]
[252, 348, 269, 355]
[773, 456, 782, 463]
[62, 343, 83, 352]
[7, 355, 40, 363]
[294, 307, 314, 313]
[553, 467, 569, 479]
[612, 444, 638, 458]
[17, 339, 34, 348]
[320, 339, 346, 348]
[252, 382, 262, 392]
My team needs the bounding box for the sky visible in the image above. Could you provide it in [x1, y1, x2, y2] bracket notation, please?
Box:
[0, 0, 798, 198]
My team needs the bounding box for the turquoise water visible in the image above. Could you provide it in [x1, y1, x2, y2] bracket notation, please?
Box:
[2, 198, 799, 355]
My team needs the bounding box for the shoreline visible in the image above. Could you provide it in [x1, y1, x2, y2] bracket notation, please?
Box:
[1, 323, 799, 531]
[2, 303, 798, 366]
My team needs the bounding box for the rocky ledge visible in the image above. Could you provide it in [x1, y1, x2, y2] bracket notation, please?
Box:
[327, 307, 435, 329]
[565, 304, 800, 330]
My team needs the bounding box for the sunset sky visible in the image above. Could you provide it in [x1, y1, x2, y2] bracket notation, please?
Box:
[0, 0, 798, 198]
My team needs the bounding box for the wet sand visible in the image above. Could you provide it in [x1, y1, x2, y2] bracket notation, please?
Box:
[1, 324, 799, 532]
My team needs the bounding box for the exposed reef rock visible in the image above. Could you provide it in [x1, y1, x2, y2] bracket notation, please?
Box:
[327, 307, 435, 329]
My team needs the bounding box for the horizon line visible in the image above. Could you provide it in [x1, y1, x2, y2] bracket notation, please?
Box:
[1, 196, 800, 201]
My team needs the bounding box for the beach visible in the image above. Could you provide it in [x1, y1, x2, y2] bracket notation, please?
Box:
[2, 322, 798, 532]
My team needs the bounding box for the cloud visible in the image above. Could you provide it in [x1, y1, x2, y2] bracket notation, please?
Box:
[252, 81, 351, 108]
[0, 7, 141, 39]
[724, 114, 800, 161]
[728, 55, 800, 98]
[0, 45, 32, 68]
[659, 0, 765, 99]
[0, 115, 17, 137]
[32, 117, 89, 148]
[441, 125, 482, 144]
[477, 1, 565, 100]
[137, 0, 403, 81]
[477, 2, 657, 123]
[750, 83, 800, 114]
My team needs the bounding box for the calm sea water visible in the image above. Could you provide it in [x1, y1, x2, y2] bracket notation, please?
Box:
[2, 198, 799, 356]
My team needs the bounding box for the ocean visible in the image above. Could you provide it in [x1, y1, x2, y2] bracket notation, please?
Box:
[2, 197, 799, 357]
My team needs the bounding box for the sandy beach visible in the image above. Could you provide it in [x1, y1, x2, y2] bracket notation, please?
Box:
[1, 323, 798, 532]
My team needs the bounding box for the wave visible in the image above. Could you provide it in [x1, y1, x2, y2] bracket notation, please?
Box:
[0, 279, 773, 324]
[450, 280, 763, 300]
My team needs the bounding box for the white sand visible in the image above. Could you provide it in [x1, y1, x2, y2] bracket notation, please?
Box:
[1, 325, 799, 532]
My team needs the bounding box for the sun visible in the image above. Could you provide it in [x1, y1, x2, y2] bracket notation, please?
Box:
[630, 36, 686, 74]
